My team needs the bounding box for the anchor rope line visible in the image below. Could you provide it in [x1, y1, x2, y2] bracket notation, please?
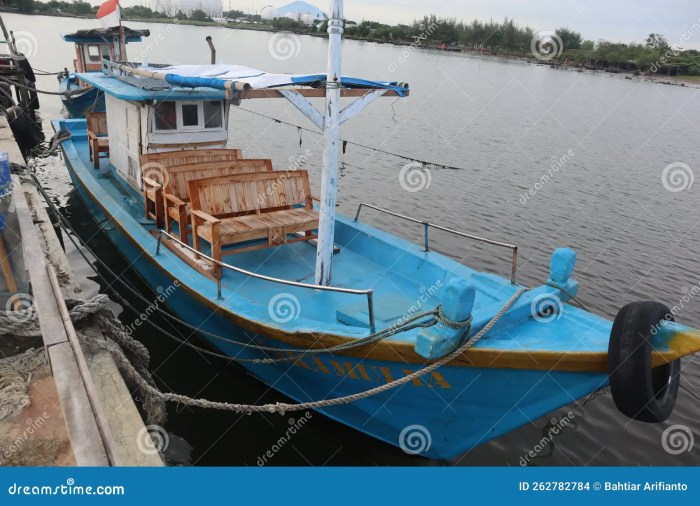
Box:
[0, 75, 89, 96]
[79, 288, 528, 415]
[235, 107, 466, 171]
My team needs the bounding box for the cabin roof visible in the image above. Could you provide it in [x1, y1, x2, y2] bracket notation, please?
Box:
[62, 27, 150, 43]
[77, 72, 228, 101]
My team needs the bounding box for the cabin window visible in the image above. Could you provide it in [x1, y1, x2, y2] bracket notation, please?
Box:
[154, 101, 177, 131]
[203, 101, 223, 128]
[87, 45, 101, 62]
[181, 104, 200, 128]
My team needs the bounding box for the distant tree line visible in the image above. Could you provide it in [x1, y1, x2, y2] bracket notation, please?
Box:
[4, 3, 698, 75]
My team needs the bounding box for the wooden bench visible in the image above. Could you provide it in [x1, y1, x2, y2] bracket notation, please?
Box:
[188, 170, 318, 276]
[140, 148, 243, 227]
[86, 112, 109, 169]
[152, 159, 273, 243]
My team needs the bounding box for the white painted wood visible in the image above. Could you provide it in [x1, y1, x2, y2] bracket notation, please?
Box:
[279, 90, 324, 131]
[105, 93, 129, 177]
[339, 89, 386, 125]
[314, 0, 344, 285]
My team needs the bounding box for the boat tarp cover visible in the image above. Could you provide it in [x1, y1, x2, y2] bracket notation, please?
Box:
[151, 64, 409, 95]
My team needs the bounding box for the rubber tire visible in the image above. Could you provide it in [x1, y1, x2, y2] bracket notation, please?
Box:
[608, 301, 681, 423]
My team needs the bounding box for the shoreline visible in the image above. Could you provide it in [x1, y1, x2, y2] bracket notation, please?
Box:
[3, 9, 698, 90]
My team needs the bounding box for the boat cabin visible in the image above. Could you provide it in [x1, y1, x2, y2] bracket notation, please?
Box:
[63, 27, 150, 73]
[93, 73, 230, 192]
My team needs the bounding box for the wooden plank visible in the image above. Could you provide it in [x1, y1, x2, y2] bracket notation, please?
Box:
[14, 176, 109, 466]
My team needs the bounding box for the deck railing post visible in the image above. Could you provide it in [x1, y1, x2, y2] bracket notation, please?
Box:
[367, 290, 375, 332]
[156, 232, 163, 256]
[217, 276, 222, 300]
[353, 203, 363, 222]
[423, 223, 430, 251]
[511, 247, 518, 285]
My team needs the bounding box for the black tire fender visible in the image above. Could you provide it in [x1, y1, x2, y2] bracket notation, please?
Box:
[608, 301, 680, 423]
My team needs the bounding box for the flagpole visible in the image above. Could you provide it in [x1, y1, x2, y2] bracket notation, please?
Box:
[118, 1, 126, 61]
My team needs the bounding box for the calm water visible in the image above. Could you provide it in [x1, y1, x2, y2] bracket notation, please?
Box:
[11, 12, 700, 466]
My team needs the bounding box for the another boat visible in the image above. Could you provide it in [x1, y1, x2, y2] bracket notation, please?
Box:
[58, 26, 149, 118]
[51, 3, 700, 459]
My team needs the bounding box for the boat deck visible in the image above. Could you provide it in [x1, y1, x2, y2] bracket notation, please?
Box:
[64, 124, 619, 354]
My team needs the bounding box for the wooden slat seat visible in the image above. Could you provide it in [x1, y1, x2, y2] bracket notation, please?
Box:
[86, 112, 109, 170]
[140, 148, 243, 228]
[188, 170, 318, 276]
[159, 159, 273, 242]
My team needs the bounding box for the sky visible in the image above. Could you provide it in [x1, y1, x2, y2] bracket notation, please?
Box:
[117, 0, 700, 49]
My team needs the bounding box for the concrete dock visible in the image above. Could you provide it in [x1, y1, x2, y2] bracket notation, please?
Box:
[0, 115, 163, 466]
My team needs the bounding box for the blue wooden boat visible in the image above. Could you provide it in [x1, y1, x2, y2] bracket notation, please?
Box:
[51, 5, 700, 460]
[58, 27, 149, 118]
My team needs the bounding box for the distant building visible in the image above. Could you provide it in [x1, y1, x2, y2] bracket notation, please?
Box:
[261, 1, 327, 25]
[151, 0, 224, 18]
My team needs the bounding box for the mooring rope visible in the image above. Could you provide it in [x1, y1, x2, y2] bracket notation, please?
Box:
[30, 129, 71, 158]
[0, 74, 88, 97]
[81, 288, 528, 415]
[0, 348, 48, 421]
[0, 282, 523, 416]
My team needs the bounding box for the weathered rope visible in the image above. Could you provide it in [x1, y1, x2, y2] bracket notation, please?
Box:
[82, 288, 527, 415]
[0, 74, 88, 96]
[0, 348, 48, 420]
[30, 129, 71, 159]
[0, 294, 166, 425]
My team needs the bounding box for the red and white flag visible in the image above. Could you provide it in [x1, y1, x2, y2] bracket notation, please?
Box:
[96, 0, 121, 28]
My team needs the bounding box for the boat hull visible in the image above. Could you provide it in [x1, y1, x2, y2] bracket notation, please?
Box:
[57, 122, 610, 460]
[59, 75, 105, 118]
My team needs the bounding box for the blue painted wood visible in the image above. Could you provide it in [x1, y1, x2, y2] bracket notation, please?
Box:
[53, 118, 622, 459]
[58, 74, 105, 118]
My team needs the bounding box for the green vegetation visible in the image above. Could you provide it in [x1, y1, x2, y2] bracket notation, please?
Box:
[4, 2, 699, 77]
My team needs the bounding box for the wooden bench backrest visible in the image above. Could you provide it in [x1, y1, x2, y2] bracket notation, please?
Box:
[140, 149, 242, 169]
[86, 112, 108, 136]
[166, 159, 273, 200]
[189, 170, 312, 217]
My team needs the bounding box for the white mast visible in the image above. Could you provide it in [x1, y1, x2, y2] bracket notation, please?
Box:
[314, 0, 343, 285]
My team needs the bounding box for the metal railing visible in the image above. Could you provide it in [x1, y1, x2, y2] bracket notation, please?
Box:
[155, 230, 376, 330]
[354, 203, 518, 284]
